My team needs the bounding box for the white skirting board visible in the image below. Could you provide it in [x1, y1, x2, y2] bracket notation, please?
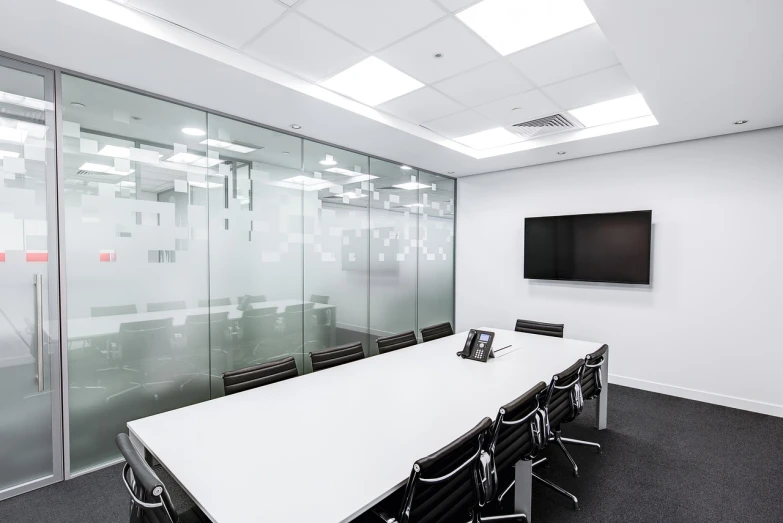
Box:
[609, 374, 783, 418]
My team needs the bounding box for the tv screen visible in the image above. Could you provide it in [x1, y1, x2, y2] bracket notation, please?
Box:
[524, 210, 652, 284]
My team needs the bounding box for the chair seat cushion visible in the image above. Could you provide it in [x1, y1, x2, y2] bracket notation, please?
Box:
[179, 506, 211, 523]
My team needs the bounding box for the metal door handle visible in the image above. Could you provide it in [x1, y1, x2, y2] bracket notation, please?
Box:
[35, 274, 44, 392]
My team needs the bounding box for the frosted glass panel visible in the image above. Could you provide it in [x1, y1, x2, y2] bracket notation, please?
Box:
[368, 159, 419, 354]
[206, 114, 304, 388]
[303, 141, 369, 369]
[0, 59, 59, 492]
[417, 172, 455, 335]
[62, 75, 211, 472]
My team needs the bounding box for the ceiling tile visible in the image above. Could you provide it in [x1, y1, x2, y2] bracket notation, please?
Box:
[243, 13, 367, 82]
[296, 0, 445, 52]
[474, 89, 561, 126]
[541, 64, 638, 109]
[378, 87, 465, 124]
[433, 60, 533, 107]
[378, 18, 497, 84]
[128, 0, 286, 49]
[508, 24, 619, 87]
[423, 109, 495, 138]
[434, 0, 480, 13]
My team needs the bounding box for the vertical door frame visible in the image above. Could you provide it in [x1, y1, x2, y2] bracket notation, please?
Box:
[0, 54, 65, 501]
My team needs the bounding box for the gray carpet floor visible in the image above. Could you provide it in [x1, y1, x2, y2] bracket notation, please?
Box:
[1, 384, 781, 523]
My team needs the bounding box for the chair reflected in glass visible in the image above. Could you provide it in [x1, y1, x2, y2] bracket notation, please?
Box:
[237, 307, 279, 368]
[180, 312, 232, 394]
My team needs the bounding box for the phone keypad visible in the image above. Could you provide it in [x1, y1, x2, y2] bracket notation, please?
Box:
[475, 349, 484, 359]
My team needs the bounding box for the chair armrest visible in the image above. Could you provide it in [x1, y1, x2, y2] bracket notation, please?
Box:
[370, 508, 399, 523]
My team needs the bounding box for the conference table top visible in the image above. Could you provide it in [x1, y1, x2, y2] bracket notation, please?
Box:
[66, 299, 335, 341]
[127, 328, 604, 523]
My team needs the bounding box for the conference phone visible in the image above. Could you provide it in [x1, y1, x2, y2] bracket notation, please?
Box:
[457, 329, 496, 362]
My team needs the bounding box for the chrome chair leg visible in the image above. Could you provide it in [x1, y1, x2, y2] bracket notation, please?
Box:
[497, 459, 549, 504]
[551, 432, 579, 477]
[560, 437, 602, 454]
[532, 473, 579, 511]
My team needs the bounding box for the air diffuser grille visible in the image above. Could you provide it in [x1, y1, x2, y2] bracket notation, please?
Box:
[508, 113, 582, 141]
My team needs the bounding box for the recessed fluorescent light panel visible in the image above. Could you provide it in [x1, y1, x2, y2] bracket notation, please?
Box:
[457, 0, 595, 56]
[280, 175, 334, 192]
[325, 167, 375, 178]
[319, 154, 337, 166]
[393, 182, 431, 190]
[182, 127, 206, 136]
[78, 162, 134, 175]
[345, 174, 378, 183]
[568, 93, 652, 127]
[97, 145, 131, 158]
[454, 127, 522, 150]
[199, 139, 257, 154]
[336, 192, 367, 199]
[321, 57, 424, 106]
[165, 152, 203, 164]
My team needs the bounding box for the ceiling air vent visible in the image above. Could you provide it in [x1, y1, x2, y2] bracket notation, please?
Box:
[508, 113, 583, 141]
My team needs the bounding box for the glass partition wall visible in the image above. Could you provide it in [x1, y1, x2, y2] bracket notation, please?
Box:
[60, 74, 456, 474]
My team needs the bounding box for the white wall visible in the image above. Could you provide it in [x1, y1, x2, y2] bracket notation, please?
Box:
[456, 127, 783, 417]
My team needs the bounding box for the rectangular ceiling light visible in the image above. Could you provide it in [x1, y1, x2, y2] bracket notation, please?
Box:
[393, 182, 431, 190]
[79, 162, 134, 175]
[345, 174, 378, 183]
[98, 145, 131, 158]
[321, 57, 424, 107]
[280, 175, 334, 192]
[454, 127, 522, 150]
[191, 157, 223, 168]
[199, 139, 256, 154]
[336, 192, 367, 199]
[166, 152, 202, 164]
[568, 93, 652, 127]
[325, 167, 378, 180]
[457, 0, 595, 56]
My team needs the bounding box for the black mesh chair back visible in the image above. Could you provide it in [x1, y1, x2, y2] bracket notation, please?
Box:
[420, 322, 454, 343]
[310, 342, 364, 372]
[309, 294, 330, 304]
[377, 331, 417, 355]
[118, 318, 174, 370]
[92, 304, 138, 317]
[185, 312, 229, 352]
[146, 301, 186, 313]
[116, 434, 177, 523]
[514, 319, 564, 338]
[543, 359, 585, 431]
[489, 381, 547, 475]
[581, 344, 608, 400]
[222, 356, 298, 395]
[237, 295, 266, 305]
[198, 297, 232, 308]
[396, 417, 492, 523]
[238, 307, 278, 348]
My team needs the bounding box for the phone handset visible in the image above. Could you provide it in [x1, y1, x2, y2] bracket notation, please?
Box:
[458, 329, 477, 358]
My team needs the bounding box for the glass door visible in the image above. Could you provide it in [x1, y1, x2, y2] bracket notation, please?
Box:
[0, 56, 62, 499]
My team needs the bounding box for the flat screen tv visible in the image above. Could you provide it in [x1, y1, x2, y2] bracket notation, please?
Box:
[524, 210, 652, 284]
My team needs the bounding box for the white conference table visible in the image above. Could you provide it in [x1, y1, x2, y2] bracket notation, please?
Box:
[67, 299, 336, 340]
[128, 328, 608, 523]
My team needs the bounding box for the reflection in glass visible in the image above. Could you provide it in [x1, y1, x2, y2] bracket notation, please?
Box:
[303, 142, 369, 369]
[62, 75, 211, 472]
[206, 114, 305, 388]
[368, 159, 420, 355]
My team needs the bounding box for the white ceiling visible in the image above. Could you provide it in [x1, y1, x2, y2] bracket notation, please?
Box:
[0, 0, 781, 176]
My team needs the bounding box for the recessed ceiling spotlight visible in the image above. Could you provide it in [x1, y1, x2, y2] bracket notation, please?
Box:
[457, 0, 595, 56]
[321, 57, 424, 106]
[401, 165, 413, 170]
[511, 107, 521, 111]
[319, 154, 337, 166]
[131, 115, 142, 121]
[282, 151, 290, 155]
[181, 127, 206, 137]
[557, 151, 567, 155]
[734, 120, 748, 125]
[291, 124, 301, 130]
[434, 53, 443, 59]
[70, 102, 85, 108]
[448, 171, 455, 174]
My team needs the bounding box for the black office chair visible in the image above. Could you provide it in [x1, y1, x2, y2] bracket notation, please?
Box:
[237, 307, 278, 364]
[198, 297, 232, 308]
[147, 301, 187, 313]
[488, 381, 548, 506]
[310, 341, 364, 372]
[372, 417, 520, 523]
[420, 322, 454, 343]
[106, 318, 178, 402]
[309, 294, 330, 304]
[556, 345, 609, 458]
[115, 433, 209, 523]
[536, 359, 585, 510]
[237, 294, 266, 305]
[376, 331, 417, 355]
[91, 304, 138, 317]
[222, 356, 298, 395]
[514, 319, 564, 338]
